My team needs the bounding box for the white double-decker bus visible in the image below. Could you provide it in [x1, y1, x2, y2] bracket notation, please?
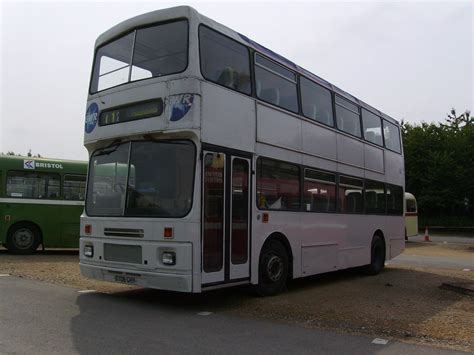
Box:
[80, 6, 405, 295]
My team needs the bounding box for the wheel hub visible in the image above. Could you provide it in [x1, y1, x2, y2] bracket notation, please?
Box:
[13, 229, 34, 249]
[267, 255, 283, 282]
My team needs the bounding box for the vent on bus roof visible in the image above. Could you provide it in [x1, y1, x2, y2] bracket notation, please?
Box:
[104, 228, 144, 238]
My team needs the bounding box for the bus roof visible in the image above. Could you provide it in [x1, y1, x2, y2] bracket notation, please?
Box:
[93, 5, 399, 126]
[0, 155, 87, 174]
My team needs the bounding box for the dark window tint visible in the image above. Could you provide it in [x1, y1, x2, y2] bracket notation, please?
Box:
[6, 171, 60, 199]
[362, 109, 383, 146]
[255, 54, 298, 113]
[383, 120, 402, 153]
[300, 77, 334, 126]
[335, 96, 361, 137]
[338, 176, 363, 213]
[200, 26, 251, 95]
[257, 157, 300, 211]
[387, 184, 404, 215]
[304, 169, 336, 212]
[365, 180, 385, 214]
[203, 153, 225, 272]
[63, 175, 86, 201]
[231, 158, 249, 264]
[90, 20, 188, 93]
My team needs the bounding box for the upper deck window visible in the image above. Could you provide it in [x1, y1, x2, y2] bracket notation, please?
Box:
[362, 109, 383, 146]
[335, 96, 361, 137]
[383, 120, 402, 153]
[199, 26, 251, 95]
[255, 54, 298, 113]
[300, 77, 334, 126]
[90, 20, 188, 93]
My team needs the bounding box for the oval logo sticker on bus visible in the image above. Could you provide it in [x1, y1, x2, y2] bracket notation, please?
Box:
[169, 94, 194, 122]
[85, 103, 99, 133]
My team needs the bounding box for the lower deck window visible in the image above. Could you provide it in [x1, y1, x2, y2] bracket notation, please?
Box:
[338, 176, 364, 213]
[304, 169, 336, 212]
[257, 157, 300, 211]
[6, 171, 60, 199]
[387, 184, 404, 215]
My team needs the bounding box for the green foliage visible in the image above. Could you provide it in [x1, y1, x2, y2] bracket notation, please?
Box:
[402, 109, 474, 225]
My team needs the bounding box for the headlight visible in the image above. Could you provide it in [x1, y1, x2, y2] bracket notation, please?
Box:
[84, 245, 94, 257]
[162, 252, 176, 265]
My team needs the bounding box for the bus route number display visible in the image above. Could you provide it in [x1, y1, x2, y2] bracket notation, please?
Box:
[99, 99, 164, 126]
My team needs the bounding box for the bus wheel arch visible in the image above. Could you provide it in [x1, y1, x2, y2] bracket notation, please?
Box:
[255, 232, 293, 296]
[363, 230, 386, 275]
[6, 221, 42, 254]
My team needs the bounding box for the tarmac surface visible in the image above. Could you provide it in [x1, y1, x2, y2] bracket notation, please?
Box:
[0, 275, 468, 355]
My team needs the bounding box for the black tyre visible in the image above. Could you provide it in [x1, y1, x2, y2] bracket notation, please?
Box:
[6, 223, 41, 254]
[255, 240, 289, 296]
[363, 235, 385, 275]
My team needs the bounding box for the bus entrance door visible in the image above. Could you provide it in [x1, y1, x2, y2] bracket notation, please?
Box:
[202, 151, 251, 286]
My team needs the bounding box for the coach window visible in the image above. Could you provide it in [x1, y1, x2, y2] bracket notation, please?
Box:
[304, 169, 336, 212]
[383, 120, 402, 153]
[254, 54, 298, 113]
[338, 176, 363, 214]
[6, 171, 60, 199]
[257, 157, 300, 211]
[200, 26, 251, 95]
[63, 175, 86, 201]
[362, 109, 383, 146]
[335, 96, 361, 137]
[365, 180, 385, 214]
[300, 77, 334, 126]
[386, 184, 403, 215]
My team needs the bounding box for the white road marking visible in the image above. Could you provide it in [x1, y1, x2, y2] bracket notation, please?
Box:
[197, 311, 213, 316]
[0, 274, 10, 277]
[78, 289, 96, 293]
[372, 338, 389, 345]
[462, 269, 471, 272]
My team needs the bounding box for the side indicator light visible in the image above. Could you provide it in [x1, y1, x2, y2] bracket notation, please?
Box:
[262, 213, 269, 223]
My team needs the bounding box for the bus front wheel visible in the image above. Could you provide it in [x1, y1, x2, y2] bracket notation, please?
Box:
[255, 240, 289, 296]
[6, 223, 41, 255]
[363, 235, 386, 275]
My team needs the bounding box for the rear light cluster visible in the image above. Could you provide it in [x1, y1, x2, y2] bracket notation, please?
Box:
[85, 224, 92, 235]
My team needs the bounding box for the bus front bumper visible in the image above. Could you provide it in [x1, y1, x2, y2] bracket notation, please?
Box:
[79, 263, 193, 292]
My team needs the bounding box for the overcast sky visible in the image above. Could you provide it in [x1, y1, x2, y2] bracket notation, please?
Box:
[1, 0, 472, 160]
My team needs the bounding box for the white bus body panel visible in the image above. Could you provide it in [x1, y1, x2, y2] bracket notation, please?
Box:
[81, 6, 405, 292]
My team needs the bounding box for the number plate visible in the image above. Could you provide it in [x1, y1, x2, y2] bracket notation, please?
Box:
[114, 275, 137, 284]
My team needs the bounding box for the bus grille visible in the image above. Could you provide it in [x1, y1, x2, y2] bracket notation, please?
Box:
[104, 228, 144, 238]
[104, 244, 142, 264]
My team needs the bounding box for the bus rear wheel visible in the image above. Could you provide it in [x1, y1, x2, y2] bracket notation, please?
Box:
[6, 223, 41, 255]
[255, 240, 289, 296]
[363, 235, 385, 275]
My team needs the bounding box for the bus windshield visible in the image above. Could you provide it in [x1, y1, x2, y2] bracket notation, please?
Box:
[90, 19, 188, 93]
[86, 140, 195, 217]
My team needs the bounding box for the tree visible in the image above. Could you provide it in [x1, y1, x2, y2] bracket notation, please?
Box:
[402, 108, 474, 224]
[444, 108, 472, 130]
